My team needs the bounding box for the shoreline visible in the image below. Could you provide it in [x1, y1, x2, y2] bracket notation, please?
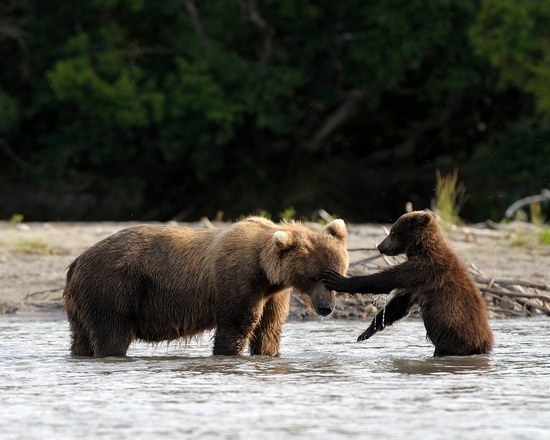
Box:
[1, 220, 549, 319]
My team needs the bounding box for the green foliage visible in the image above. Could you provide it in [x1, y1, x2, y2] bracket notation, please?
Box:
[471, 0, 550, 117]
[48, 58, 151, 128]
[0, 1, 548, 221]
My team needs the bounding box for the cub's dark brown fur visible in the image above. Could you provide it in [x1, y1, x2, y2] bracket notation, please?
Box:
[64, 217, 348, 357]
[324, 211, 493, 357]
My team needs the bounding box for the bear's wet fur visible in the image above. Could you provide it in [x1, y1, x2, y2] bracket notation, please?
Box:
[64, 216, 348, 357]
[324, 211, 493, 357]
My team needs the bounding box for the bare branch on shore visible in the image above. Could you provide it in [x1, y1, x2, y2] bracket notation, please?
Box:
[504, 189, 550, 219]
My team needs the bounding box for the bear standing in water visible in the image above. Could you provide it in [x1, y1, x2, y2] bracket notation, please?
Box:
[64, 217, 348, 357]
[324, 211, 493, 357]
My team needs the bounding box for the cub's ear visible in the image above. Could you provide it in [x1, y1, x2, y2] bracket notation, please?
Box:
[417, 212, 434, 226]
[272, 231, 294, 250]
[323, 219, 347, 240]
[423, 210, 436, 219]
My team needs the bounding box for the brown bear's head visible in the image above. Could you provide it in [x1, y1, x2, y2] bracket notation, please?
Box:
[377, 211, 440, 257]
[262, 219, 349, 316]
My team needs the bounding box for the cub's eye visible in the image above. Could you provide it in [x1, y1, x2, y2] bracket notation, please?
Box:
[308, 276, 320, 283]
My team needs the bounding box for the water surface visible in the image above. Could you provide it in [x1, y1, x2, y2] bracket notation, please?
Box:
[1, 317, 548, 440]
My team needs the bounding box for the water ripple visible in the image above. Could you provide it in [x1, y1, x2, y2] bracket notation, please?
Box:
[0, 318, 549, 440]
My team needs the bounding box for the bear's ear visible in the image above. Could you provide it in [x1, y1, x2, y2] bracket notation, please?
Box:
[272, 231, 294, 250]
[323, 219, 347, 240]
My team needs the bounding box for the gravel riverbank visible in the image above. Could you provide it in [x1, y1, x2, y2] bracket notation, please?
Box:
[1, 220, 549, 319]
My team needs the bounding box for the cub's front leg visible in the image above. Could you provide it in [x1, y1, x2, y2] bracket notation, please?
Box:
[357, 291, 414, 342]
[322, 270, 358, 294]
[323, 269, 400, 295]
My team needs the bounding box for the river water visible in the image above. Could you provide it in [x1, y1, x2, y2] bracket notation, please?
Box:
[0, 316, 548, 440]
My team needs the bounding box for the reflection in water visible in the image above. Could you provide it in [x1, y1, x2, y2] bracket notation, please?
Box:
[0, 318, 549, 440]
[391, 355, 491, 375]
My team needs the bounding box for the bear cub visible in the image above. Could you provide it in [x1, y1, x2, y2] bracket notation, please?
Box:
[64, 216, 349, 357]
[324, 211, 493, 357]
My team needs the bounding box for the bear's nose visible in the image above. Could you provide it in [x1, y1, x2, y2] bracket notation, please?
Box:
[317, 306, 333, 316]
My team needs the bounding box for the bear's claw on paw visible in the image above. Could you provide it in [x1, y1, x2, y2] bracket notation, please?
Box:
[357, 328, 375, 342]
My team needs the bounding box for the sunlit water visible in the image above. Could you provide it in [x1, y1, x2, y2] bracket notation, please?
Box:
[1, 316, 549, 440]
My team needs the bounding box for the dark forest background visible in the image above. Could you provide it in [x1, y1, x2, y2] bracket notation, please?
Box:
[0, 0, 549, 222]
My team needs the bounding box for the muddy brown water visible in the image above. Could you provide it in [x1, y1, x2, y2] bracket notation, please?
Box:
[1, 316, 549, 440]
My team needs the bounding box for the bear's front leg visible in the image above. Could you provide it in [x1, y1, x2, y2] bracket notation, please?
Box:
[213, 299, 264, 356]
[249, 291, 290, 356]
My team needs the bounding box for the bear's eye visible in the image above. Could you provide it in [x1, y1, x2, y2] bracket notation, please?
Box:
[308, 276, 320, 283]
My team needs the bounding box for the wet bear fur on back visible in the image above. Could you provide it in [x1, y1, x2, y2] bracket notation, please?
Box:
[324, 211, 493, 357]
[64, 216, 348, 357]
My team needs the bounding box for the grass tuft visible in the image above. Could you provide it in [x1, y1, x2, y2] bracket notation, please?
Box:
[279, 207, 296, 221]
[530, 202, 545, 225]
[8, 214, 24, 225]
[15, 239, 50, 252]
[258, 210, 272, 220]
[510, 232, 527, 247]
[539, 229, 550, 245]
[433, 169, 466, 227]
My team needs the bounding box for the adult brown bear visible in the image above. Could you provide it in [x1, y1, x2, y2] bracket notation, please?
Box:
[324, 211, 493, 357]
[64, 216, 348, 357]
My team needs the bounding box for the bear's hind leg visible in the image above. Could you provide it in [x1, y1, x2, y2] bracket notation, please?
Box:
[91, 327, 133, 357]
[68, 312, 94, 357]
[88, 308, 135, 357]
[249, 291, 290, 356]
[213, 328, 249, 355]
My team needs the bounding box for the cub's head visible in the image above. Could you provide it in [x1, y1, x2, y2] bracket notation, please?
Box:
[377, 211, 439, 257]
[262, 219, 349, 316]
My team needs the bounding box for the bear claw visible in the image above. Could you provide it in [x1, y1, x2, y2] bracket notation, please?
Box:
[357, 328, 375, 342]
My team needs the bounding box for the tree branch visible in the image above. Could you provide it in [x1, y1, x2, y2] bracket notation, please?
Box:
[246, 0, 274, 66]
[304, 89, 367, 151]
[369, 93, 458, 162]
[181, 0, 210, 47]
[0, 138, 29, 171]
